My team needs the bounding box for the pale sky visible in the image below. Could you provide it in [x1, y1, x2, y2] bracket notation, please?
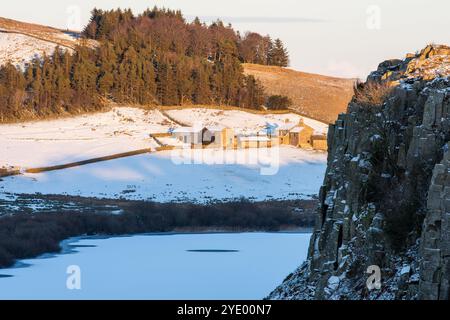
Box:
[2, 0, 449, 79]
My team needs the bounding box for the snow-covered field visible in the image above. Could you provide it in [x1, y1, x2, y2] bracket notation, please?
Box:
[0, 107, 174, 168]
[0, 106, 327, 169]
[0, 147, 326, 202]
[165, 108, 328, 135]
[0, 232, 311, 300]
[0, 106, 328, 202]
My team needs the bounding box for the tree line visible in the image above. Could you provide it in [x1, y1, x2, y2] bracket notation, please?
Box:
[0, 199, 312, 268]
[84, 7, 289, 67]
[0, 47, 103, 122]
[0, 7, 290, 122]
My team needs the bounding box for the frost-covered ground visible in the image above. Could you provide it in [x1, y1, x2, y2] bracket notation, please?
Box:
[0, 147, 326, 202]
[0, 232, 311, 300]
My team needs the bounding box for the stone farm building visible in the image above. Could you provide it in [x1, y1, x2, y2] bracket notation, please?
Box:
[172, 126, 236, 149]
[276, 119, 328, 151]
[170, 119, 328, 151]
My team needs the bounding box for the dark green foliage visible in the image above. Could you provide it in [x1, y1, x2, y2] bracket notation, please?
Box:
[0, 7, 286, 121]
[0, 48, 103, 122]
[268, 39, 290, 67]
[83, 7, 269, 107]
[266, 95, 292, 110]
[239, 75, 266, 109]
[238, 33, 289, 67]
[0, 63, 26, 121]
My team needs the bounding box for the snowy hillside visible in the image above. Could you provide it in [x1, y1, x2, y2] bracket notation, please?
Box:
[0, 32, 73, 67]
[0, 17, 97, 67]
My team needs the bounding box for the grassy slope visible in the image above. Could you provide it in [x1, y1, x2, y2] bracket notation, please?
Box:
[0, 16, 95, 49]
[243, 63, 355, 124]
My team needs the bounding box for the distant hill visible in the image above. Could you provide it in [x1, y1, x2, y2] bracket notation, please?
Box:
[0, 17, 97, 67]
[0, 17, 77, 47]
[243, 63, 355, 124]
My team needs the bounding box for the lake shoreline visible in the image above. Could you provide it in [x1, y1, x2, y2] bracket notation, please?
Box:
[58, 229, 313, 256]
[5, 228, 314, 270]
[0, 198, 316, 269]
[0, 232, 313, 300]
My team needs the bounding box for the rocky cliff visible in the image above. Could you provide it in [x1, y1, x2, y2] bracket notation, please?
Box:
[269, 44, 450, 300]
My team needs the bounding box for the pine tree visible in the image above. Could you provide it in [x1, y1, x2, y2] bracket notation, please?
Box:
[156, 59, 178, 105]
[192, 62, 212, 104]
[174, 58, 193, 105]
[240, 75, 265, 109]
[116, 46, 141, 102]
[0, 64, 26, 117]
[71, 47, 100, 109]
[269, 39, 289, 67]
[140, 58, 157, 105]
[97, 43, 117, 97]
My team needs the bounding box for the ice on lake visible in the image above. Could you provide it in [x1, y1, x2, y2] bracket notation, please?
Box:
[0, 232, 311, 300]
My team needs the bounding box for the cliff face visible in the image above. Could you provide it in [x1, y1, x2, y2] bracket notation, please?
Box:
[419, 141, 450, 299]
[269, 45, 450, 300]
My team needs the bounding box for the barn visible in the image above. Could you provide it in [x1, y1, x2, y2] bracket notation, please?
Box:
[172, 126, 236, 149]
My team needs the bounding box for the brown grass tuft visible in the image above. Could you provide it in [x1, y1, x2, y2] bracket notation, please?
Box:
[353, 81, 393, 109]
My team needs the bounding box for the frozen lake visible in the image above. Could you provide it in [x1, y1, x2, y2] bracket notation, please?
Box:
[0, 232, 311, 300]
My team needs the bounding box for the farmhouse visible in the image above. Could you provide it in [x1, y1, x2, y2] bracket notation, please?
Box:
[276, 119, 327, 150]
[207, 126, 236, 149]
[277, 120, 311, 148]
[172, 126, 235, 149]
[289, 126, 314, 149]
[277, 123, 297, 145]
[172, 127, 203, 145]
[169, 118, 327, 151]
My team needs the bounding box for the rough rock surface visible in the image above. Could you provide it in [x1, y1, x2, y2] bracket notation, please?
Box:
[419, 143, 450, 299]
[269, 45, 450, 300]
